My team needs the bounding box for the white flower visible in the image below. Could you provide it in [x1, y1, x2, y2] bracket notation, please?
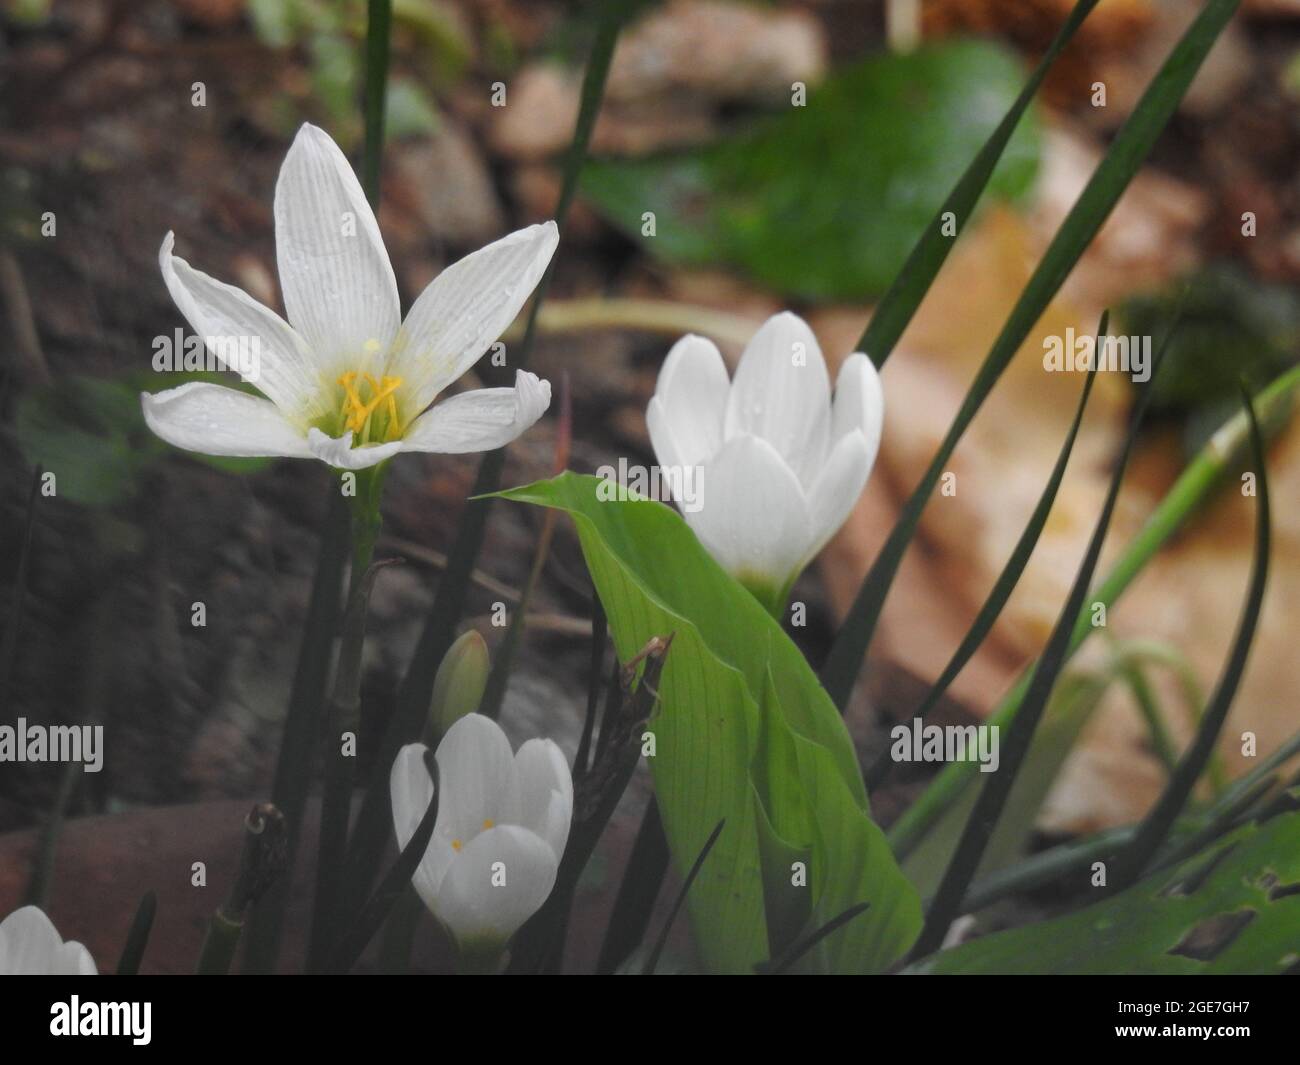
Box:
[390, 714, 572, 962]
[142, 123, 557, 470]
[647, 311, 884, 609]
[0, 906, 96, 975]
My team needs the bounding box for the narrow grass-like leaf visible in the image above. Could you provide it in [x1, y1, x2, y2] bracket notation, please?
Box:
[909, 326, 1172, 961]
[361, 0, 392, 206]
[758, 902, 872, 975]
[115, 891, 157, 976]
[821, 0, 1241, 710]
[574, 596, 607, 777]
[338, 2, 633, 922]
[642, 818, 725, 975]
[479, 375, 571, 720]
[596, 797, 669, 974]
[1110, 383, 1271, 890]
[859, 0, 1100, 364]
[867, 318, 1103, 793]
[0, 464, 41, 720]
[243, 488, 347, 973]
[328, 753, 439, 973]
[887, 361, 1300, 862]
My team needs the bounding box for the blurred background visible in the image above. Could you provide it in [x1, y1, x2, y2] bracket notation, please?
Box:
[1, 0, 1297, 970]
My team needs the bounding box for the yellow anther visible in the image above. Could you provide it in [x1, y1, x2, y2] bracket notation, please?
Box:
[483, 819, 495, 831]
[336, 370, 404, 436]
[451, 839, 463, 852]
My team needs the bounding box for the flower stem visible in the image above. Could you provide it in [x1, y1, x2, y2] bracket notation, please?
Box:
[306, 465, 387, 970]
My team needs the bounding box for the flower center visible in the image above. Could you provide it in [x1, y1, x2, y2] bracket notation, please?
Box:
[336, 370, 405, 443]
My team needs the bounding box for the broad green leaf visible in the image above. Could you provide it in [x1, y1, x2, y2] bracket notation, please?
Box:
[498, 472, 921, 973]
[580, 40, 1039, 300]
[910, 810, 1300, 974]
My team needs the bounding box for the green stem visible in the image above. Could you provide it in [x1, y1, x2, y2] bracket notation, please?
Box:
[306, 466, 387, 970]
[888, 364, 1300, 859]
[196, 912, 244, 975]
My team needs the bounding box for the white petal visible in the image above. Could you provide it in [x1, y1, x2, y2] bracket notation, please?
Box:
[400, 370, 550, 455]
[509, 739, 573, 861]
[687, 433, 812, 591]
[805, 429, 871, 564]
[158, 232, 324, 420]
[723, 312, 831, 485]
[390, 743, 455, 905]
[433, 714, 517, 846]
[434, 825, 558, 947]
[306, 428, 404, 470]
[647, 334, 730, 472]
[831, 352, 884, 470]
[142, 382, 313, 458]
[387, 223, 558, 418]
[59, 940, 97, 976]
[0, 906, 93, 975]
[274, 123, 400, 376]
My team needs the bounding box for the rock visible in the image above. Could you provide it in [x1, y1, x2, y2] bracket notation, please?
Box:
[388, 122, 505, 246]
[490, 0, 827, 161]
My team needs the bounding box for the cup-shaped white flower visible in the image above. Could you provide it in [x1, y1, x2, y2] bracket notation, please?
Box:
[0, 906, 96, 975]
[390, 713, 572, 968]
[647, 311, 884, 612]
[142, 123, 557, 470]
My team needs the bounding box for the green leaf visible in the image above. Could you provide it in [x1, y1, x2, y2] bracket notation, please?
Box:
[910, 810, 1300, 974]
[580, 40, 1040, 300]
[16, 375, 150, 505]
[497, 472, 921, 973]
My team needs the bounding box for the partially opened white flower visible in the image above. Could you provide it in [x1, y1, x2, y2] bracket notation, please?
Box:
[390, 713, 572, 967]
[647, 311, 884, 611]
[0, 906, 96, 975]
[143, 123, 556, 470]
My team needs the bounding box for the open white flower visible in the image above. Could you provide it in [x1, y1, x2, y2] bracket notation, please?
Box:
[143, 123, 557, 470]
[390, 713, 572, 964]
[0, 906, 96, 975]
[647, 311, 884, 610]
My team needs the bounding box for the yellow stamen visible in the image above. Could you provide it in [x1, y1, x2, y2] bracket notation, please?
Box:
[483, 819, 494, 830]
[451, 839, 462, 852]
[336, 371, 404, 436]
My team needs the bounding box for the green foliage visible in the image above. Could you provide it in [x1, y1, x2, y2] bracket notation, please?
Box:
[911, 809, 1300, 974]
[1120, 263, 1300, 444]
[580, 40, 1040, 300]
[497, 473, 921, 973]
[17, 372, 273, 506]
